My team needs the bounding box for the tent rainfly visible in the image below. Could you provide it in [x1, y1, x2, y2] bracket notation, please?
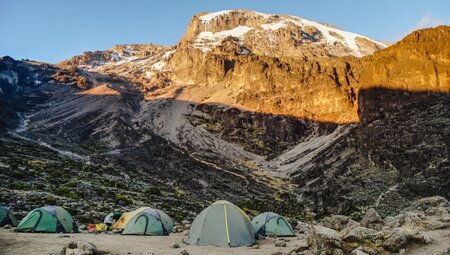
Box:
[188, 200, 255, 247]
[121, 207, 173, 235]
[251, 212, 295, 237]
[16, 206, 75, 233]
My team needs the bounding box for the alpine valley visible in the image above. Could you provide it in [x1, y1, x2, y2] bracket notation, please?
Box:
[1, 10, 449, 231]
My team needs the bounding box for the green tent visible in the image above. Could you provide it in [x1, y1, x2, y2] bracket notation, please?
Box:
[0, 205, 19, 227]
[188, 200, 255, 247]
[122, 207, 174, 235]
[252, 212, 295, 237]
[16, 206, 75, 233]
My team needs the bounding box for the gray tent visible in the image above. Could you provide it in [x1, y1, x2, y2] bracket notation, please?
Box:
[188, 200, 255, 247]
[252, 212, 295, 237]
[0, 206, 18, 227]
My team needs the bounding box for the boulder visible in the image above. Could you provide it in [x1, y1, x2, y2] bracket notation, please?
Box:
[382, 228, 411, 252]
[383, 216, 399, 228]
[295, 221, 312, 233]
[351, 250, 369, 255]
[63, 241, 97, 255]
[360, 209, 384, 231]
[290, 240, 309, 253]
[342, 227, 378, 243]
[307, 225, 342, 250]
[322, 215, 359, 231]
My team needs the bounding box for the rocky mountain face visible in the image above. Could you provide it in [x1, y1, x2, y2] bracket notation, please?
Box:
[1, 10, 449, 244]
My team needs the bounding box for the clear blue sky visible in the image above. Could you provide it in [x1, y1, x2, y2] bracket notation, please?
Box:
[1, 0, 449, 63]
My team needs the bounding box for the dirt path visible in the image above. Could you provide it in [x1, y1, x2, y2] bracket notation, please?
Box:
[0, 229, 302, 255]
[404, 228, 450, 255]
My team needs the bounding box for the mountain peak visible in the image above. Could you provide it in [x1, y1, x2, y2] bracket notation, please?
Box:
[179, 10, 387, 58]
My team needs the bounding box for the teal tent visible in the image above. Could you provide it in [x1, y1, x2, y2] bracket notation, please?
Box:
[188, 200, 255, 247]
[252, 212, 295, 237]
[122, 207, 173, 235]
[0, 205, 19, 227]
[16, 206, 75, 233]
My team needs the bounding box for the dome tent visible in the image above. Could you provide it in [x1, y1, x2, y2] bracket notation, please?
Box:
[0, 205, 19, 227]
[16, 206, 75, 233]
[188, 200, 255, 247]
[252, 212, 295, 237]
[121, 207, 174, 235]
[112, 207, 149, 229]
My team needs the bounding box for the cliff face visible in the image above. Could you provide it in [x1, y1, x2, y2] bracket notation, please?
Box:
[167, 23, 450, 123]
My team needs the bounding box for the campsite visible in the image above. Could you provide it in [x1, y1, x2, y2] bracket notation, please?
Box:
[2, 197, 450, 255]
[0, 201, 308, 254]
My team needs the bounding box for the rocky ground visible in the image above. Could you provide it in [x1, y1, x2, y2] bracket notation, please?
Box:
[1, 196, 450, 255]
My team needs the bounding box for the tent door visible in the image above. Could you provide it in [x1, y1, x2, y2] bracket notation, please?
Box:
[32, 210, 43, 232]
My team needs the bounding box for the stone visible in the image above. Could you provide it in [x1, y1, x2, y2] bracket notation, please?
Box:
[63, 241, 97, 255]
[441, 247, 450, 255]
[290, 240, 309, 253]
[342, 227, 378, 243]
[180, 250, 189, 255]
[271, 252, 283, 255]
[307, 225, 342, 250]
[181, 220, 191, 225]
[251, 244, 260, 249]
[360, 209, 384, 231]
[275, 240, 287, 247]
[322, 215, 359, 232]
[182, 235, 189, 244]
[351, 250, 369, 255]
[3, 224, 11, 229]
[295, 221, 311, 233]
[423, 220, 450, 230]
[383, 216, 399, 228]
[382, 228, 411, 252]
[332, 248, 345, 255]
[171, 242, 181, 249]
[361, 246, 379, 255]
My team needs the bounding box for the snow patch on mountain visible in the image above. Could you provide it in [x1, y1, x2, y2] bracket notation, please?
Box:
[195, 26, 252, 52]
[261, 21, 287, 31]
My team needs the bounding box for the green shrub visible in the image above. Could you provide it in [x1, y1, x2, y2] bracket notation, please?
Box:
[350, 211, 364, 221]
[146, 187, 161, 196]
[53, 186, 71, 196]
